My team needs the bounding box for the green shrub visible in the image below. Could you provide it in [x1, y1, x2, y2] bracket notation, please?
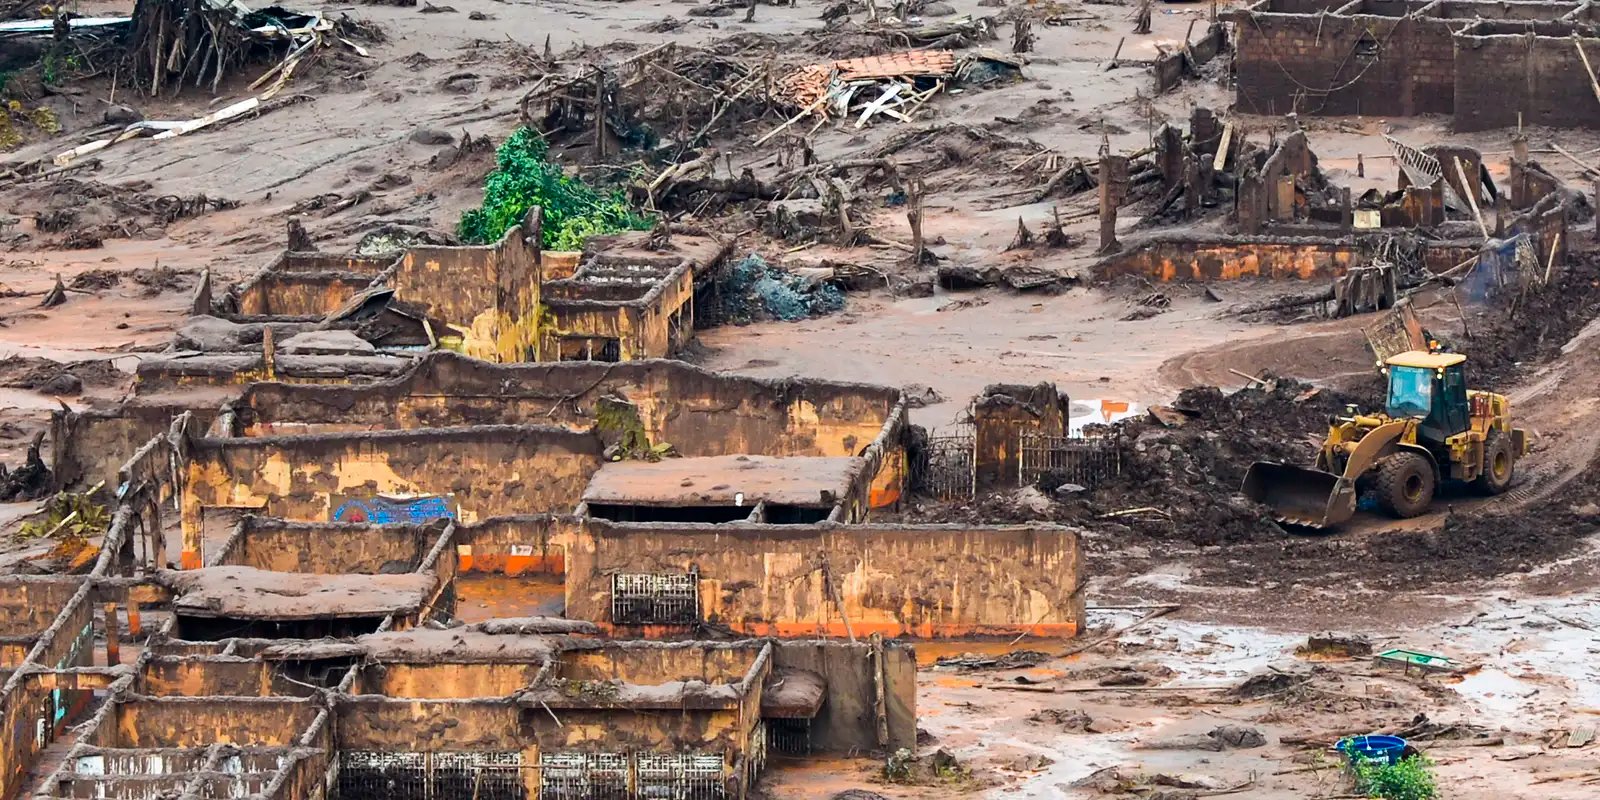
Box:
[1353, 755, 1438, 800]
[458, 128, 651, 249]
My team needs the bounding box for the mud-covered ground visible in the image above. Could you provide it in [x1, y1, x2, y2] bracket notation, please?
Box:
[5, 0, 1600, 796]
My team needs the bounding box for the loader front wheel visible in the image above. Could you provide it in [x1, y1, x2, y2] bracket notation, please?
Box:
[1472, 430, 1516, 495]
[1374, 452, 1435, 518]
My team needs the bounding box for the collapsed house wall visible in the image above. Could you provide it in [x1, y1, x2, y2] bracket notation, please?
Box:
[94, 697, 321, 748]
[543, 256, 696, 361]
[230, 252, 397, 318]
[178, 426, 603, 568]
[215, 517, 441, 574]
[238, 353, 901, 460]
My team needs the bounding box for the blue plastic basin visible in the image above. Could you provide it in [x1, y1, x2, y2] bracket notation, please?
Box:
[1336, 734, 1408, 765]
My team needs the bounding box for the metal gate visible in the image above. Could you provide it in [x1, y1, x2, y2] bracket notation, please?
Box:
[1018, 433, 1120, 488]
[611, 573, 699, 625]
[922, 434, 976, 501]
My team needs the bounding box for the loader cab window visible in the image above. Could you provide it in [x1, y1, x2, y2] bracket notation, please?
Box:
[1387, 366, 1434, 418]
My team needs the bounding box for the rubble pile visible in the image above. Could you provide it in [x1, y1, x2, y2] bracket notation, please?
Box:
[713, 253, 845, 323]
[1069, 377, 1365, 544]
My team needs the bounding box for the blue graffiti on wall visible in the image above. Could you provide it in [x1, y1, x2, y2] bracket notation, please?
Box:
[333, 495, 456, 524]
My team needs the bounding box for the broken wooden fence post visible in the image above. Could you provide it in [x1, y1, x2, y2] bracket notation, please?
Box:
[593, 67, 608, 159]
[1013, 18, 1034, 54]
[1106, 37, 1125, 70]
[907, 177, 926, 264]
[1096, 149, 1128, 254]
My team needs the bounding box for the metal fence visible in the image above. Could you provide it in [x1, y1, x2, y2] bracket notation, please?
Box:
[537, 752, 725, 800]
[611, 573, 699, 625]
[921, 434, 976, 501]
[1018, 433, 1120, 488]
[339, 751, 526, 800]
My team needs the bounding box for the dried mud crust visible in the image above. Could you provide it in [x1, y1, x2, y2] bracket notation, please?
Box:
[0, 356, 125, 393]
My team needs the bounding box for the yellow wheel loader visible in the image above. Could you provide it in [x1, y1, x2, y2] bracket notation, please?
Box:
[1242, 351, 1527, 528]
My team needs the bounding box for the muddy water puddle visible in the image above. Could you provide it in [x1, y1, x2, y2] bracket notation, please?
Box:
[453, 573, 564, 622]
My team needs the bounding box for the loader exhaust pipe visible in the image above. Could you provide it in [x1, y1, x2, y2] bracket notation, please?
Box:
[1241, 462, 1358, 529]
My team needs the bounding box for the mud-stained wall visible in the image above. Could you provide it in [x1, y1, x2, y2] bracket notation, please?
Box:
[558, 645, 756, 685]
[138, 657, 319, 698]
[51, 404, 222, 492]
[101, 698, 320, 748]
[772, 640, 917, 752]
[234, 272, 377, 317]
[220, 518, 439, 574]
[0, 578, 84, 653]
[1096, 235, 1360, 281]
[179, 426, 603, 567]
[543, 262, 695, 361]
[133, 353, 410, 394]
[334, 697, 750, 796]
[1454, 27, 1600, 130]
[972, 384, 1069, 491]
[239, 353, 902, 461]
[359, 663, 546, 698]
[391, 210, 541, 363]
[1234, 9, 1454, 117]
[563, 521, 1084, 639]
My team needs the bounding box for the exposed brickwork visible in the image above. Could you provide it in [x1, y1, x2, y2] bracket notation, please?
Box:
[1235, 1, 1600, 129]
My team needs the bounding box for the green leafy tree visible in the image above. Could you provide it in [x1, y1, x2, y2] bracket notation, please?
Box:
[458, 128, 651, 249]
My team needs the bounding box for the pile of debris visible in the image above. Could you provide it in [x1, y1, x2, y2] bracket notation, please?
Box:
[712, 253, 845, 324]
[520, 43, 777, 158]
[1054, 376, 1370, 545]
[7, 177, 236, 249]
[766, 49, 1020, 138]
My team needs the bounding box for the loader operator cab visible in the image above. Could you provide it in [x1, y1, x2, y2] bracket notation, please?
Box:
[1383, 351, 1470, 444]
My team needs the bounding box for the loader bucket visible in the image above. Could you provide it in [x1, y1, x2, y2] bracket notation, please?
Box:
[1241, 462, 1357, 529]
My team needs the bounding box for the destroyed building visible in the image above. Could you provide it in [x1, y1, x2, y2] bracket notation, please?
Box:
[194, 211, 728, 369]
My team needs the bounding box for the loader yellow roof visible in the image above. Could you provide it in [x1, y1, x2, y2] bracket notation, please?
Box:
[1386, 350, 1466, 369]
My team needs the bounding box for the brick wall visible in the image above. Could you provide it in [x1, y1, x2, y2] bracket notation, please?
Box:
[1455, 28, 1600, 131]
[1235, 12, 1454, 116]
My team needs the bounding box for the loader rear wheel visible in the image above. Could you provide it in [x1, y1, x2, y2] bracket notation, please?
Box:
[1472, 430, 1516, 495]
[1374, 452, 1435, 518]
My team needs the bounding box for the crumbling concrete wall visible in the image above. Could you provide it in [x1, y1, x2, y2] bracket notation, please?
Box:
[0, 577, 88, 667]
[542, 262, 695, 361]
[138, 656, 320, 697]
[359, 663, 545, 698]
[390, 209, 542, 363]
[1236, 131, 1324, 235]
[562, 521, 1083, 639]
[1095, 234, 1360, 281]
[179, 426, 603, 568]
[50, 403, 221, 492]
[234, 272, 377, 318]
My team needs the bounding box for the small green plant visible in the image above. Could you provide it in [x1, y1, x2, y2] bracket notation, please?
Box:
[1353, 755, 1438, 800]
[458, 128, 651, 249]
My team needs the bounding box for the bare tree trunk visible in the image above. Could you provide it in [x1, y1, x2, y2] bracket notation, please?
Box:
[907, 178, 926, 264]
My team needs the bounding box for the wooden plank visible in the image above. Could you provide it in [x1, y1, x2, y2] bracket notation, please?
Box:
[1213, 121, 1233, 171]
